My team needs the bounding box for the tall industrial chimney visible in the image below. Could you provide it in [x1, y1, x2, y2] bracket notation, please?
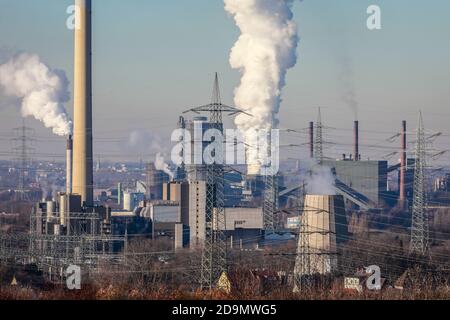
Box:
[354, 120, 359, 161]
[309, 121, 314, 159]
[72, 0, 93, 206]
[66, 135, 73, 194]
[399, 120, 407, 207]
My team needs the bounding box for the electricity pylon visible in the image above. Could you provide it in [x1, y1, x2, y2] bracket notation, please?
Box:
[184, 73, 247, 290]
[12, 120, 34, 201]
[315, 108, 323, 165]
[410, 112, 430, 256]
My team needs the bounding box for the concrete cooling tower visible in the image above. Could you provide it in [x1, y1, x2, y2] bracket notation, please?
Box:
[294, 195, 348, 280]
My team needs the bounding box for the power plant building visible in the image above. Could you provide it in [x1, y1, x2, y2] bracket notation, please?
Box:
[323, 159, 388, 206]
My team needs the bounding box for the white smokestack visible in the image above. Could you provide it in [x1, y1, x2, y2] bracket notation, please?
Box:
[224, 0, 300, 174]
[0, 53, 72, 136]
[155, 153, 175, 180]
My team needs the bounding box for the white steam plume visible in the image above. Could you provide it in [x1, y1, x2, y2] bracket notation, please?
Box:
[225, 0, 300, 174]
[299, 159, 336, 195]
[155, 152, 175, 180]
[306, 165, 336, 195]
[0, 53, 72, 136]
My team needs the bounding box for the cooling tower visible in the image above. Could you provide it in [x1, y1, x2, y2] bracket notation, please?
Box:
[72, 0, 93, 206]
[294, 195, 348, 277]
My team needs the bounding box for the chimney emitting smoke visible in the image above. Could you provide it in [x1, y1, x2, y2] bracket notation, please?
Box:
[354, 120, 359, 161]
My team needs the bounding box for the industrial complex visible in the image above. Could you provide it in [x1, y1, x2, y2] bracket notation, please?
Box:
[0, 0, 449, 301]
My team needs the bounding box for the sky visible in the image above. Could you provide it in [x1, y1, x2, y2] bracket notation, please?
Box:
[0, 0, 450, 165]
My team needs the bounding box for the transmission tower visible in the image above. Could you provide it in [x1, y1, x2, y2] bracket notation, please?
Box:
[293, 188, 311, 292]
[263, 150, 277, 234]
[184, 73, 246, 290]
[410, 112, 430, 256]
[12, 120, 34, 201]
[315, 108, 323, 164]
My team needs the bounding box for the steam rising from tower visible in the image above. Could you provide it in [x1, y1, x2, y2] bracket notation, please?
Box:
[72, 0, 93, 206]
[0, 53, 72, 136]
[224, 0, 300, 174]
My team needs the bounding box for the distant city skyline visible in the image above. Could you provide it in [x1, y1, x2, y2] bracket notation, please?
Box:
[1, 0, 450, 165]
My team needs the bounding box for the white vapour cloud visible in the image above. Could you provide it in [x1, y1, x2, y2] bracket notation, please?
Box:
[306, 165, 336, 195]
[224, 0, 300, 174]
[125, 130, 175, 179]
[298, 159, 336, 195]
[0, 53, 72, 136]
[155, 152, 175, 180]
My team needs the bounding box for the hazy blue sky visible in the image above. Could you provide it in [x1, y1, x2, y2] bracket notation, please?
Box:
[1, 0, 450, 164]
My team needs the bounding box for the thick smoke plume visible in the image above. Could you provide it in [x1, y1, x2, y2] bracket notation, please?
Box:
[0, 53, 72, 136]
[155, 153, 175, 180]
[224, 0, 300, 174]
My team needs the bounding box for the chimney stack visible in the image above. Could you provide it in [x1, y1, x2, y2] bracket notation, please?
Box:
[72, 0, 93, 206]
[309, 121, 314, 159]
[399, 120, 407, 207]
[354, 120, 359, 161]
[66, 135, 73, 194]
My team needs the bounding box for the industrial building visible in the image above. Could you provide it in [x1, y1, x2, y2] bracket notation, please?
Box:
[28, 0, 127, 279]
[323, 158, 388, 206]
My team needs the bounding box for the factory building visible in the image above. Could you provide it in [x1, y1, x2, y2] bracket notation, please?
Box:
[323, 158, 388, 206]
[222, 207, 264, 248]
[151, 181, 264, 249]
[33, 193, 111, 238]
[122, 191, 145, 211]
[146, 162, 169, 200]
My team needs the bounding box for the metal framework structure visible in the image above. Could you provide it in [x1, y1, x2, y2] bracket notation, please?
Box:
[12, 121, 34, 201]
[263, 165, 277, 233]
[1, 211, 125, 283]
[28, 209, 125, 283]
[293, 207, 311, 292]
[315, 108, 323, 165]
[184, 73, 246, 290]
[410, 112, 430, 256]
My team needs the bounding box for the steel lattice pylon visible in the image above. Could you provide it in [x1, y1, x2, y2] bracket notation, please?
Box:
[12, 120, 34, 201]
[410, 112, 430, 256]
[185, 73, 246, 290]
[315, 108, 323, 165]
[263, 162, 277, 234]
[293, 208, 311, 292]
